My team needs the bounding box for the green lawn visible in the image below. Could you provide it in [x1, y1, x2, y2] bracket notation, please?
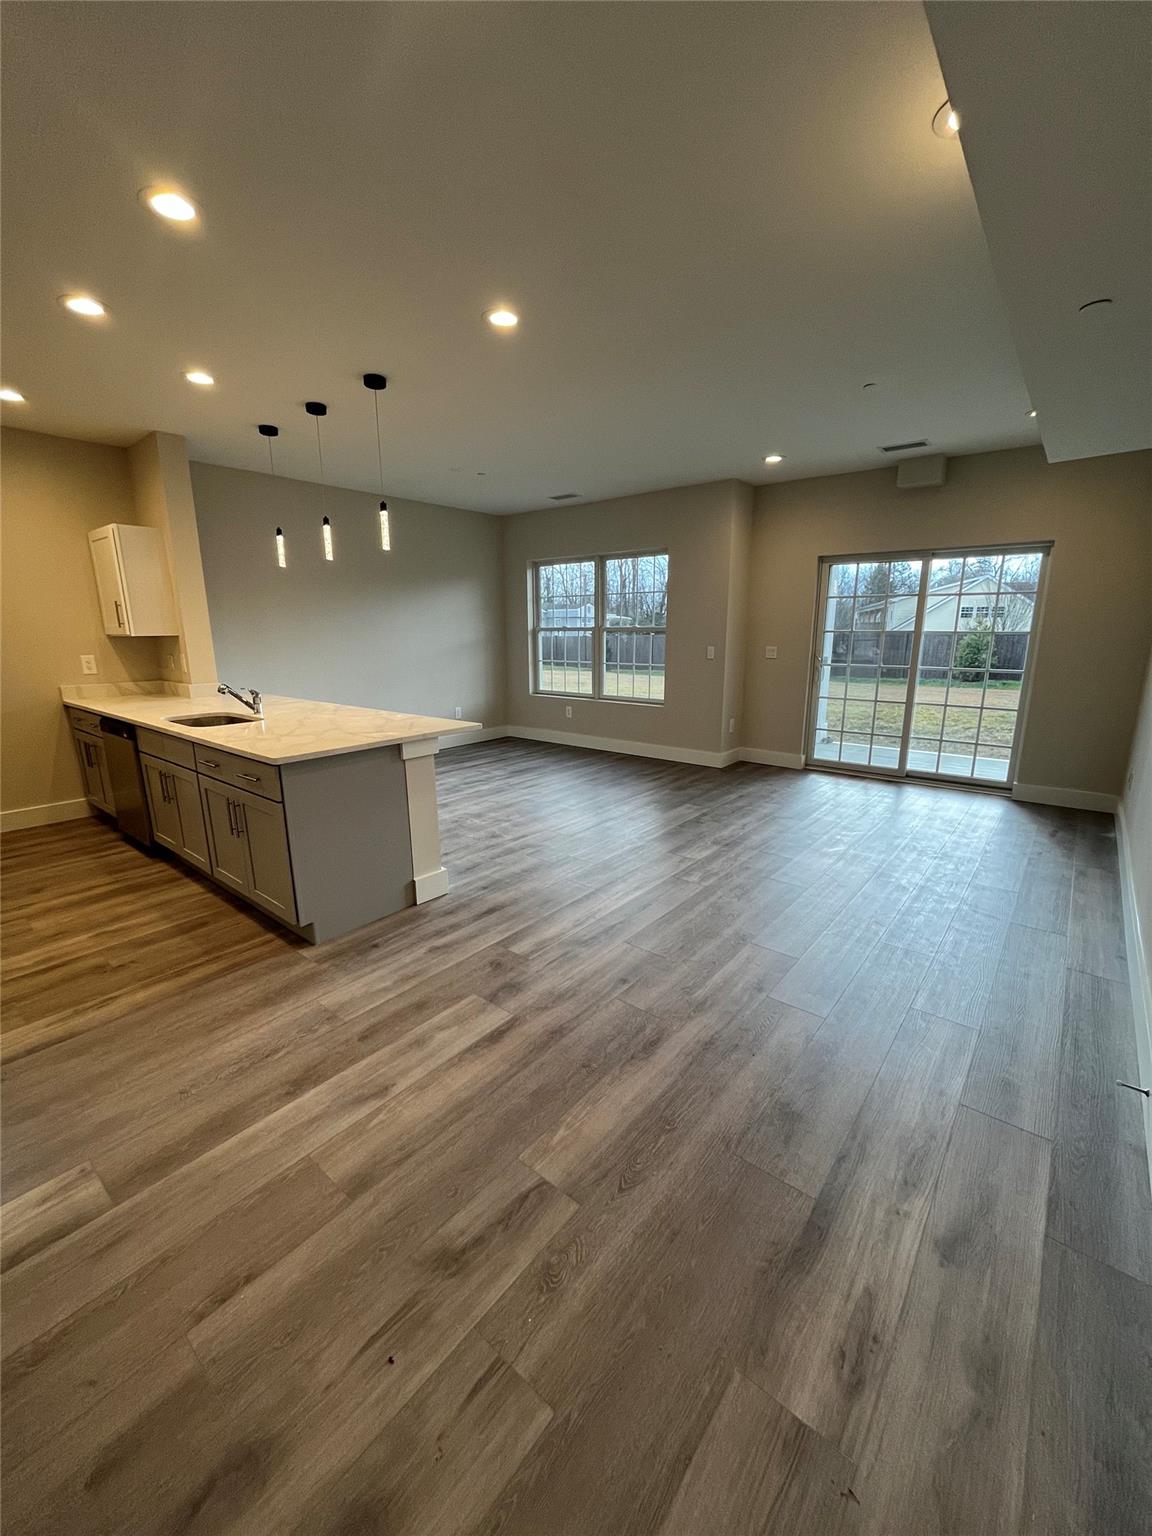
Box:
[819, 680, 1021, 746]
[538, 665, 665, 701]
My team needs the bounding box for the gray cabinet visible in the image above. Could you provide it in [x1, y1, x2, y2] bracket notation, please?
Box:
[200, 778, 297, 923]
[142, 754, 210, 873]
[240, 790, 297, 922]
[72, 729, 114, 815]
[200, 779, 251, 896]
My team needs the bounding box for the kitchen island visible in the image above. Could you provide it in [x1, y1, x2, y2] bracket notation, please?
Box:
[61, 689, 480, 942]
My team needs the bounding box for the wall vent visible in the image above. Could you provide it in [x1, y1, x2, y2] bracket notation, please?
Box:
[879, 440, 929, 453]
[549, 493, 580, 501]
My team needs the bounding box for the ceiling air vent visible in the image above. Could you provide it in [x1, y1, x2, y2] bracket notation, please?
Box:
[879, 440, 929, 453]
[549, 493, 580, 501]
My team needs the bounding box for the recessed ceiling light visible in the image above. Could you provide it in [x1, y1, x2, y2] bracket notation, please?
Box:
[485, 308, 519, 330]
[932, 100, 961, 138]
[60, 293, 106, 318]
[143, 187, 198, 223]
[184, 370, 214, 387]
[0, 387, 25, 403]
[1027, 409, 1037, 419]
[764, 453, 784, 465]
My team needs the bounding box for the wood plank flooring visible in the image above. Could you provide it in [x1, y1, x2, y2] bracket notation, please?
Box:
[2, 738, 1150, 1534]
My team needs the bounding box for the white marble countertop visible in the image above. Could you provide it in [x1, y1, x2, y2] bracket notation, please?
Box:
[60, 689, 481, 765]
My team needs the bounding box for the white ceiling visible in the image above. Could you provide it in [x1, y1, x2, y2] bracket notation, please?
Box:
[927, 1, 1152, 465]
[2, 1, 1042, 512]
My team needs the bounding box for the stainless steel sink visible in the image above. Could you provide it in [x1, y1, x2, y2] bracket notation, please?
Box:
[167, 713, 255, 727]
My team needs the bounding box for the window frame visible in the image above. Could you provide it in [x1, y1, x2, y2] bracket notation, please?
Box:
[531, 548, 668, 705]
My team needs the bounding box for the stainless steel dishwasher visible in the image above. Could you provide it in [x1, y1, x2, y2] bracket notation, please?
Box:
[99, 717, 153, 847]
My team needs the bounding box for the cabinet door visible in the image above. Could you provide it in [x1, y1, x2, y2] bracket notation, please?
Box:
[88, 528, 130, 635]
[74, 731, 114, 814]
[142, 756, 182, 854]
[168, 763, 210, 872]
[234, 792, 297, 923]
[200, 780, 251, 895]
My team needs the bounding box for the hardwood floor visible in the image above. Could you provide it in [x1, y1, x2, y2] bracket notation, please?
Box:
[2, 738, 1149, 1534]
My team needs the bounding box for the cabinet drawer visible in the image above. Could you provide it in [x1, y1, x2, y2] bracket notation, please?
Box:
[67, 707, 104, 734]
[193, 744, 282, 801]
[137, 727, 196, 770]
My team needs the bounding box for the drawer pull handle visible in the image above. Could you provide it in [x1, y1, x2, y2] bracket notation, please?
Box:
[201, 759, 221, 769]
[238, 773, 260, 783]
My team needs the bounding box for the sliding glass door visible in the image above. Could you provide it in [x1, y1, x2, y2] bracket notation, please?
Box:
[808, 546, 1047, 787]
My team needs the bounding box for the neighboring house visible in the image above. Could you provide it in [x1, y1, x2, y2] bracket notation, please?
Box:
[851, 577, 1034, 634]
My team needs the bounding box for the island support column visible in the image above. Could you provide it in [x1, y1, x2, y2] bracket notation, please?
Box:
[401, 738, 449, 902]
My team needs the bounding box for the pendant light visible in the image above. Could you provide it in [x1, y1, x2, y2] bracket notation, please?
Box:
[305, 401, 332, 560]
[258, 424, 286, 567]
[363, 372, 391, 551]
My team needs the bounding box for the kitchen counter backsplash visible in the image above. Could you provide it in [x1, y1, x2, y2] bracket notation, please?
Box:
[60, 680, 218, 700]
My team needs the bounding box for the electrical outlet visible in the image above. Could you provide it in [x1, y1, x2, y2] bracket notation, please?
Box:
[728, 717, 736, 735]
[764, 645, 778, 659]
[565, 705, 573, 719]
[454, 706, 462, 719]
[80, 654, 98, 675]
[706, 645, 716, 660]
[165, 653, 176, 671]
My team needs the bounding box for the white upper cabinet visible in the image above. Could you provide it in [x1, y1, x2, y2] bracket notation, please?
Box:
[88, 523, 178, 636]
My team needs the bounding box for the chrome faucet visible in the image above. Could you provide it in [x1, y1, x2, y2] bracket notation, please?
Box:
[218, 683, 264, 719]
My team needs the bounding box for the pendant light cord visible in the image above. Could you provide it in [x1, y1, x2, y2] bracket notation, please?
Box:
[373, 390, 385, 496]
[267, 436, 275, 474]
[314, 416, 325, 491]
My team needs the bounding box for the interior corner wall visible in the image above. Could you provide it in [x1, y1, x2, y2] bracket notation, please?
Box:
[742, 445, 1152, 800]
[0, 426, 166, 816]
[501, 480, 748, 756]
[190, 461, 505, 729]
[723, 483, 754, 749]
[1120, 651, 1152, 1157]
[129, 432, 217, 686]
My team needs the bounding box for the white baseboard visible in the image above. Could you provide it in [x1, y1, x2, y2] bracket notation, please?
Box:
[459, 727, 808, 772]
[501, 725, 734, 768]
[738, 747, 807, 771]
[1012, 782, 1119, 814]
[413, 866, 450, 903]
[1116, 802, 1152, 1191]
[437, 727, 510, 749]
[0, 798, 93, 833]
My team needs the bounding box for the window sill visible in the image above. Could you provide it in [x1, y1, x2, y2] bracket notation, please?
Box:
[532, 691, 665, 709]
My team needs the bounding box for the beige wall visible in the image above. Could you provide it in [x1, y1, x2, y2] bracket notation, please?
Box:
[502, 480, 749, 756]
[1, 427, 166, 814]
[743, 446, 1152, 799]
[130, 433, 217, 686]
[1122, 654, 1152, 1137]
[190, 462, 505, 728]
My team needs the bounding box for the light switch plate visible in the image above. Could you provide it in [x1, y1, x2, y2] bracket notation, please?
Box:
[565, 705, 573, 719]
[454, 706, 462, 719]
[764, 645, 778, 659]
[706, 645, 716, 660]
[80, 654, 98, 674]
